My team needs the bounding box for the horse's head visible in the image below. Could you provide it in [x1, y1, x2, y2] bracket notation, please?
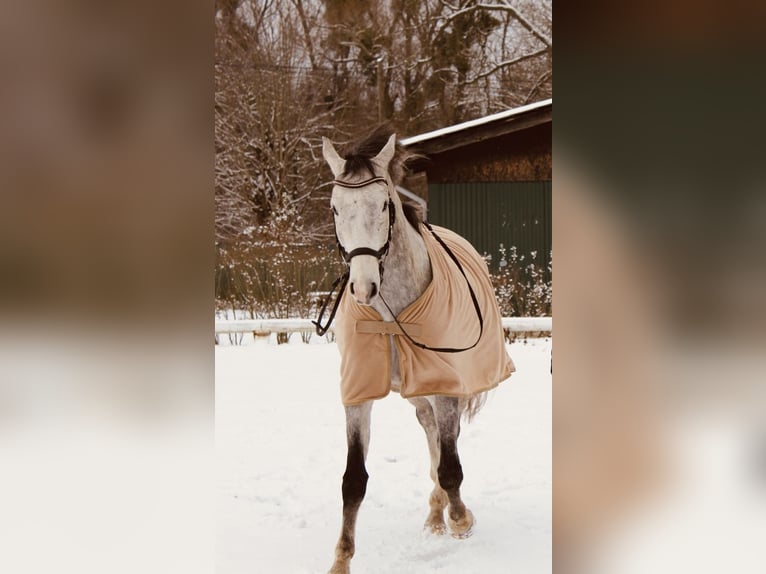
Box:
[322, 133, 397, 306]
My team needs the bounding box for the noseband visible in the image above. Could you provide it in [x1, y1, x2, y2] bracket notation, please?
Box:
[332, 176, 396, 272]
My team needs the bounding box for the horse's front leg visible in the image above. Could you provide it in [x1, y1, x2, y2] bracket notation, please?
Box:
[328, 401, 372, 574]
[433, 395, 475, 538]
[410, 397, 449, 535]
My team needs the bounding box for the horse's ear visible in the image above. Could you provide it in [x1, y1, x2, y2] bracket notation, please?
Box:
[372, 134, 396, 170]
[322, 137, 345, 177]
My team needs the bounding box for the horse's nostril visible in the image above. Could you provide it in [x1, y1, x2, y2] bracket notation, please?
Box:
[349, 282, 355, 295]
[370, 282, 378, 299]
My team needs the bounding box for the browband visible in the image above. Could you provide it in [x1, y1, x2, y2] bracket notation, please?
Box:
[332, 176, 387, 188]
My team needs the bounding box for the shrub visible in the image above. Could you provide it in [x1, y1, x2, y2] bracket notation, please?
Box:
[487, 244, 552, 318]
[215, 241, 551, 344]
[216, 240, 345, 343]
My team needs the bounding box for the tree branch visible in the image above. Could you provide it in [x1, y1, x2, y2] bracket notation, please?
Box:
[436, 0, 551, 47]
[290, 0, 318, 71]
[523, 70, 552, 104]
[463, 47, 549, 85]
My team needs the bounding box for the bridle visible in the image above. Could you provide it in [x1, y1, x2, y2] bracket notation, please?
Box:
[312, 175, 392, 337]
[312, 175, 485, 354]
[331, 176, 396, 273]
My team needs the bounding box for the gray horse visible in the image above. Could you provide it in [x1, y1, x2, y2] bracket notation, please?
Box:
[320, 126, 513, 574]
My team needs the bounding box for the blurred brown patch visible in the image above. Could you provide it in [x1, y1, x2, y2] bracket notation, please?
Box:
[0, 0, 212, 326]
[553, 158, 665, 570]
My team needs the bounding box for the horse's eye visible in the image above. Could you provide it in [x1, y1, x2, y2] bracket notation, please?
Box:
[332, 205, 338, 215]
[382, 202, 388, 212]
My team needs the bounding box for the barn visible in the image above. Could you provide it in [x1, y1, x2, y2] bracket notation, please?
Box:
[400, 99, 552, 272]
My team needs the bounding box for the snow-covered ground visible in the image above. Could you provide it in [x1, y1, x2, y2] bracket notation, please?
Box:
[216, 337, 551, 573]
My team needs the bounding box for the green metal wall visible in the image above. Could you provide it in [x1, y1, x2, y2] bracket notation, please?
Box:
[427, 181, 551, 271]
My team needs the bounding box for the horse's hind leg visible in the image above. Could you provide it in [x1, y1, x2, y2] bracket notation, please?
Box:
[433, 395, 475, 538]
[329, 401, 372, 574]
[410, 397, 449, 534]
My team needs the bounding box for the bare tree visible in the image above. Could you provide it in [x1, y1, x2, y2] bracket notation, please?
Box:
[215, 0, 552, 245]
[215, 1, 339, 247]
[314, 0, 551, 129]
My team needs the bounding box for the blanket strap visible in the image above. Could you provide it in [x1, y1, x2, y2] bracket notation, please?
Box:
[379, 222, 484, 354]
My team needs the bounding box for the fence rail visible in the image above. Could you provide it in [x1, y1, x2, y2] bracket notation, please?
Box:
[215, 317, 551, 334]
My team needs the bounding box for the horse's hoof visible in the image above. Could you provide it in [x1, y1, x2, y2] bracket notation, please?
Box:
[424, 519, 447, 535]
[448, 509, 475, 539]
[451, 528, 474, 540]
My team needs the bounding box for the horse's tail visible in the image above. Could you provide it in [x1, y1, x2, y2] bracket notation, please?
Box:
[462, 391, 488, 423]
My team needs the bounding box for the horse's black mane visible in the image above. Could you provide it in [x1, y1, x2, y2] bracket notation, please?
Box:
[339, 124, 423, 231]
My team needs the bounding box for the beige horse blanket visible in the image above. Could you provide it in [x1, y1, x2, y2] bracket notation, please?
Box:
[335, 224, 515, 406]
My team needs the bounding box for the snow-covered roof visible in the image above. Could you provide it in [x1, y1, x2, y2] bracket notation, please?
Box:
[399, 98, 551, 148]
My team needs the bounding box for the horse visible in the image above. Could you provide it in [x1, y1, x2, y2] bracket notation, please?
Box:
[318, 126, 513, 574]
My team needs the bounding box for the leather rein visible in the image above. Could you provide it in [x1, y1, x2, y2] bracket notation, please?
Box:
[312, 176, 484, 354]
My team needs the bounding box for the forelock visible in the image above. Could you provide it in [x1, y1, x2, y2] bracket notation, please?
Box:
[334, 123, 419, 185]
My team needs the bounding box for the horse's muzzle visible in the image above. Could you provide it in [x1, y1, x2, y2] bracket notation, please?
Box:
[350, 280, 378, 305]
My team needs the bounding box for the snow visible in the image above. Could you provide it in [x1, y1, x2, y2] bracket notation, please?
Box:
[216, 337, 551, 573]
[399, 99, 552, 147]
